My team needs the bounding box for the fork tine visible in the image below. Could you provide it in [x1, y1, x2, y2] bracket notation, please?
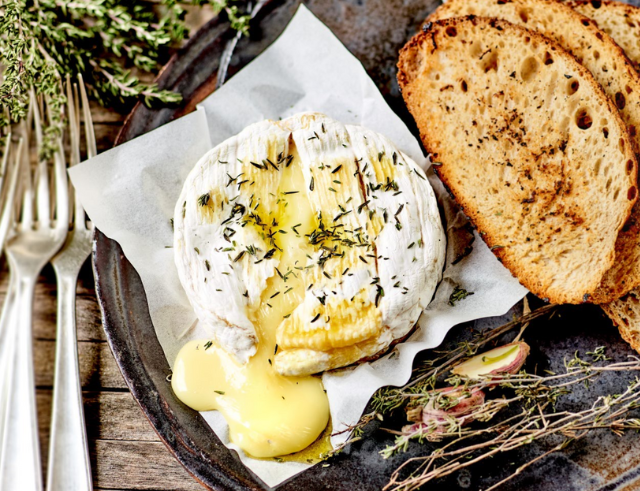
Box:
[0, 136, 23, 248]
[33, 95, 51, 229]
[66, 80, 84, 229]
[76, 76, 96, 231]
[66, 76, 80, 169]
[18, 118, 33, 229]
[53, 140, 69, 234]
[78, 74, 97, 159]
[0, 132, 12, 201]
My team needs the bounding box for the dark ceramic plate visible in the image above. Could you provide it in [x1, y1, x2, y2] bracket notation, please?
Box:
[93, 1, 640, 489]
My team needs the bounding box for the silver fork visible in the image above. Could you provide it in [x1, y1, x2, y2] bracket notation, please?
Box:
[47, 76, 95, 491]
[0, 134, 26, 449]
[0, 92, 69, 491]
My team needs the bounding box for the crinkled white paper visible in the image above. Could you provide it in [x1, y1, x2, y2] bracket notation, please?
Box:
[70, 5, 527, 487]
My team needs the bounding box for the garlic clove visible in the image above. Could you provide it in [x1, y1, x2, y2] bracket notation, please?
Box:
[404, 386, 486, 434]
[452, 341, 530, 380]
[422, 387, 485, 420]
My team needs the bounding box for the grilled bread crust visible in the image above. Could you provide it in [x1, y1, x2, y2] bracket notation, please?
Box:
[603, 290, 640, 354]
[398, 16, 638, 304]
[429, 0, 640, 303]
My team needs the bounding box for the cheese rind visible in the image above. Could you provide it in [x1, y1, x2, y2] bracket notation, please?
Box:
[174, 113, 445, 374]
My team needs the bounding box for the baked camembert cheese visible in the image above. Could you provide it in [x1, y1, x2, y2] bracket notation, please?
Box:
[171, 112, 445, 458]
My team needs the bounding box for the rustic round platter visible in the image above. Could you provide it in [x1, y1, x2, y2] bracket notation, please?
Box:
[94, 1, 640, 489]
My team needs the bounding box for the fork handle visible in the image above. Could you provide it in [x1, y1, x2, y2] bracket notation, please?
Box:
[0, 276, 42, 491]
[0, 274, 17, 460]
[47, 271, 92, 491]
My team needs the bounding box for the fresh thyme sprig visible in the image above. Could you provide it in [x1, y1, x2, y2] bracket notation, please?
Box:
[383, 360, 640, 491]
[206, 0, 251, 35]
[0, 0, 250, 158]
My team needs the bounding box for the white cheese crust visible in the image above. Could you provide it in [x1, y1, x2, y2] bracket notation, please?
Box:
[174, 113, 446, 370]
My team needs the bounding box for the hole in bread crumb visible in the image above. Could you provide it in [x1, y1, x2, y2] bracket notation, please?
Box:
[520, 56, 539, 82]
[620, 137, 626, 152]
[630, 125, 637, 137]
[616, 92, 627, 109]
[596, 32, 603, 41]
[524, 36, 531, 44]
[543, 52, 554, 65]
[519, 9, 529, 23]
[628, 21, 636, 28]
[470, 40, 483, 58]
[606, 177, 612, 190]
[594, 158, 602, 175]
[446, 26, 457, 37]
[603, 127, 609, 139]
[594, 50, 600, 60]
[481, 50, 499, 73]
[402, 50, 425, 85]
[627, 159, 635, 175]
[567, 79, 579, 95]
[581, 19, 590, 26]
[591, 0, 602, 7]
[629, 186, 637, 201]
[614, 188, 621, 200]
[461, 80, 468, 92]
[576, 109, 593, 130]
[626, 85, 633, 94]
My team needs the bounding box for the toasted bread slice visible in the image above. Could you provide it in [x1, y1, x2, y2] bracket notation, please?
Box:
[397, 16, 638, 304]
[569, 0, 640, 72]
[566, 0, 640, 339]
[602, 288, 640, 354]
[428, 0, 640, 303]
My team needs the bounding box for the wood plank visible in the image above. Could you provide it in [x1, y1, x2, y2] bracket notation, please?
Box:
[90, 100, 127, 124]
[36, 390, 162, 485]
[0, 265, 106, 342]
[95, 123, 125, 154]
[85, 391, 159, 441]
[92, 440, 205, 491]
[33, 285, 106, 341]
[37, 390, 160, 443]
[35, 339, 127, 390]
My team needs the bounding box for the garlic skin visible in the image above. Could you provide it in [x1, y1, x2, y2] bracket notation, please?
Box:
[451, 341, 530, 380]
[403, 387, 485, 435]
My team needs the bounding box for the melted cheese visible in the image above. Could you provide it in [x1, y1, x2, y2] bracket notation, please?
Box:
[172, 151, 330, 458]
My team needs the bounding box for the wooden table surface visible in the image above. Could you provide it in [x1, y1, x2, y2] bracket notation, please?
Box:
[17, 10, 215, 491]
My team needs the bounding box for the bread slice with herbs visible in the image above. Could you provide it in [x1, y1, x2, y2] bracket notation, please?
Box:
[428, 0, 640, 303]
[397, 16, 638, 304]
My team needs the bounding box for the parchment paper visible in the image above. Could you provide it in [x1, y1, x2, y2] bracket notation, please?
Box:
[69, 6, 528, 487]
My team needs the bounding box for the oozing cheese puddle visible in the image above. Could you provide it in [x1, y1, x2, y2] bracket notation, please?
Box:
[172, 151, 331, 459]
